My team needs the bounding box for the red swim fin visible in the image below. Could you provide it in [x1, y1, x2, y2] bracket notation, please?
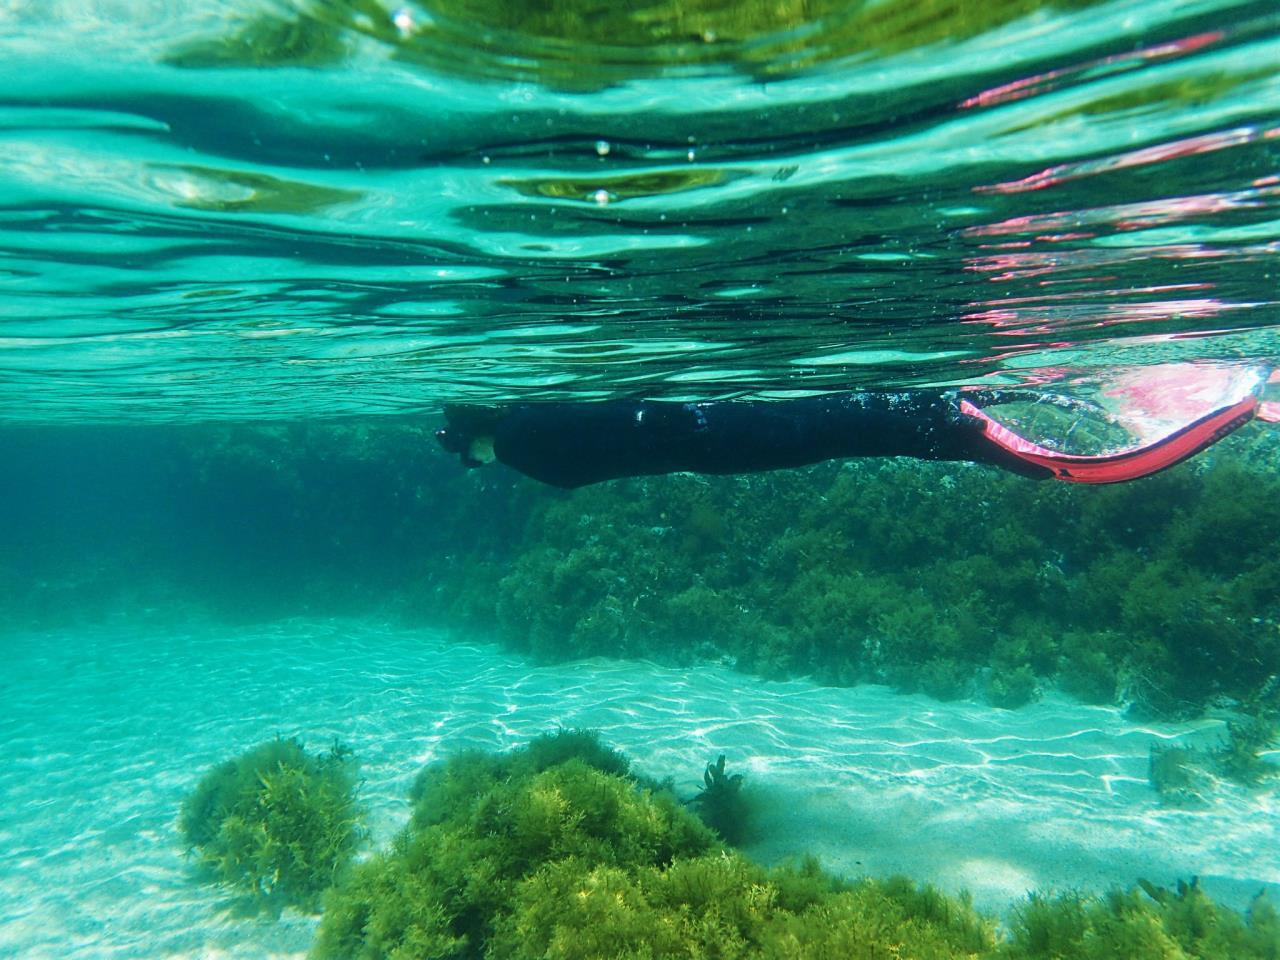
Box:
[961, 395, 1259, 483]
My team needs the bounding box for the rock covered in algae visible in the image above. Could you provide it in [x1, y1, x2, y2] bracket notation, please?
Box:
[311, 735, 994, 959]
[179, 736, 364, 912]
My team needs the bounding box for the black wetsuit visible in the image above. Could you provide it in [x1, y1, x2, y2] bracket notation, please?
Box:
[436, 391, 1051, 488]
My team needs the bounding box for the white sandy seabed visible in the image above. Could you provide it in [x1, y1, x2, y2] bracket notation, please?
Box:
[1, 619, 1277, 959]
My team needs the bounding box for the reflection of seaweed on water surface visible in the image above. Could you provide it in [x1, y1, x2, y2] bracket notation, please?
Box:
[500, 167, 738, 203]
[164, 7, 350, 68]
[163, 0, 1116, 84]
[149, 163, 362, 214]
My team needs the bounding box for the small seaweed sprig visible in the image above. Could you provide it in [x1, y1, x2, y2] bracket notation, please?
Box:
[702, 754, 742, 795]
[689, 754, 751, 846]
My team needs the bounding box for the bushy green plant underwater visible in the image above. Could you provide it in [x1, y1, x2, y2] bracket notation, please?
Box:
[435, 437, 1280, 722]
[1148, 715, 1280, 806]
[179, 737, 364, 913]
[999, 879, 1280, 960]
[312, 730, 994, 960]
[312, 730, 1279, 960]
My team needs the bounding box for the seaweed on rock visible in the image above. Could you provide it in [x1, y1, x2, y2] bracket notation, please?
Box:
[313, 735, 996, 960]
[1000, 879, 1280, 959]
[442, 442, 1280, 721]
[179, 737, 363, 913]
[304, 732, 1280, 957]
[312, 733, 1280, 960]
[489, 857, 994, 960]
[408, 727, 641, 830]
[313, 758, 719, 959]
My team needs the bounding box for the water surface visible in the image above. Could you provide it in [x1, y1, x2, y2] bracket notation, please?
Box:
[1, 0, 1277, 420]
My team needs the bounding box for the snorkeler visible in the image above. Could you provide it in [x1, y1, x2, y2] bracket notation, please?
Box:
[435, 366, 1278, 489]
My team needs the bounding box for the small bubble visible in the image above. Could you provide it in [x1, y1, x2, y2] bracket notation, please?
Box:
[591, 189, 612, 206]
[595, 140, 611, 157]
[482, 155, 491, 164]
[686, 149, 696, 161]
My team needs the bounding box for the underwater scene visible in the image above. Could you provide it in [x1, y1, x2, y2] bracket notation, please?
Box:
[2, 1, 1280, 958]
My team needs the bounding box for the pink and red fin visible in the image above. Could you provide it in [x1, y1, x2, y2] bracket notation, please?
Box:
[962, 364, 1273, 484]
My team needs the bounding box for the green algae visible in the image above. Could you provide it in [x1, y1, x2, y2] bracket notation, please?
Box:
[1152, 712, 1280, 804]
[179, 737, 364, 913]
[689, 753, 756, 846]
[311, 732, 1279, 959]
[441, 443, 1280, 721]
[312, 734, 997, 960]
[1001, 880, 1280, 960]
[313, 757, 720, 958]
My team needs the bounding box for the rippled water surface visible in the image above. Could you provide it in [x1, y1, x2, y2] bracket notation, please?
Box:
[2, 0, 1278, 420]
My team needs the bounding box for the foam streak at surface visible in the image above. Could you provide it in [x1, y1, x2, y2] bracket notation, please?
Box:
[0, 619, 1275, 959]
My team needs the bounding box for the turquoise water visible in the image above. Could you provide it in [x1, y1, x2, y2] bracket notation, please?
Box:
[3, 2, 1280, 957]
[3, 620, 1277, 958]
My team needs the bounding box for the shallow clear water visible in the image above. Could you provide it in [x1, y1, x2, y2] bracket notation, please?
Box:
[3, 620, 1276, 959]
[1, 0, 1278, 419]
[2, 3, 1280, 958]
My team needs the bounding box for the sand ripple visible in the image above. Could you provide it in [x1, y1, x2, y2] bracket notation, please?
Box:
[0, 620, 1275, 958]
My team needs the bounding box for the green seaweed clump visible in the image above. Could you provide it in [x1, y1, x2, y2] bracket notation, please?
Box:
[1213, 715, 1279, 787]
[179, 737, 363, 913]
[450, 441, 1280, 721]
[1000, 879, 1280, 959]
[1147, 743, 1208, 807]
[408, 727, 638, 830]
[689, 753, 756, 846]
[314, 736, 995, 960]
[314, 758, 720, 959]
[1147, 713, 1278, 805]
[492, 858, 994, 960]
